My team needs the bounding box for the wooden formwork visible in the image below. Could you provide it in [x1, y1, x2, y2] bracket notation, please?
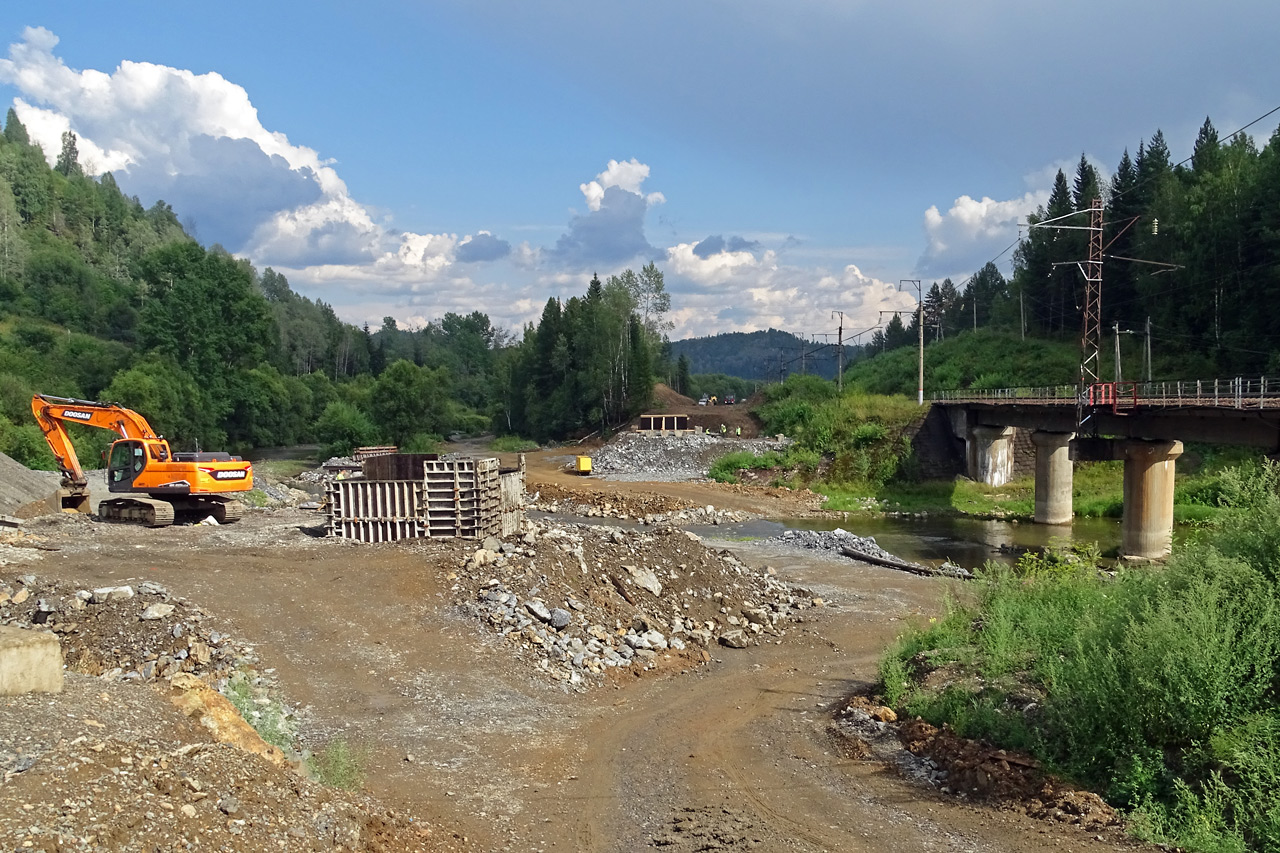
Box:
[328, 454, 524, 543]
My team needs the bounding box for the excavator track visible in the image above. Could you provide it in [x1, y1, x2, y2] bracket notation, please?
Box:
[99, 497, 176, 527]
[210, 498, 243, 524]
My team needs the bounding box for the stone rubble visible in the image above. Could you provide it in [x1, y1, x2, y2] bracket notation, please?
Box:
[589, 432, 791, 482]
[763, 527, 898, 561]
[446, 520, 821, 688]
[762, 527, 974, 579]
[0, 677, 460, 852]
[527, 494, 753, 527]
[0, 571, 298, 770]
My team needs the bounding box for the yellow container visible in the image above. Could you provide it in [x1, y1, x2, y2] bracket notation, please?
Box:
[574, 455, 593, 474]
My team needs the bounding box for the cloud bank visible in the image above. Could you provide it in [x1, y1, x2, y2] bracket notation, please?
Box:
[0, 26, 1006, 339]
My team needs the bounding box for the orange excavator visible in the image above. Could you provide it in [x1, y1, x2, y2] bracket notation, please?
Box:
[31, 394, 253, 527]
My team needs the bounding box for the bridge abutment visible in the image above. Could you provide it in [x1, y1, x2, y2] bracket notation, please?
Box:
[1031, 431, 1074, 524]
[967, 426, 1015, 487]
[1122, 439, 1183, 559]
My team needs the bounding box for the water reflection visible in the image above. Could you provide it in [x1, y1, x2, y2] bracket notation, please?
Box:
[692, 515, 1127, 572]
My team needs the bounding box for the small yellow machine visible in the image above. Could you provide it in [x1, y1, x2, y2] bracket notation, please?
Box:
[574, 455, 593, 475]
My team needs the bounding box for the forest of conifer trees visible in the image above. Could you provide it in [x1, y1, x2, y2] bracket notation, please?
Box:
[869, 118, 1280, 379]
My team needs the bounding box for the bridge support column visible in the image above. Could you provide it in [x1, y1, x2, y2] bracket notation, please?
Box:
[1031, 431, 1074, 525]
[967, 426, 1016, 487]
[1122, 439, 1183, 559]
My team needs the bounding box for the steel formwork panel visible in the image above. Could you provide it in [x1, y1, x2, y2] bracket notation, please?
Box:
[326, 479, 425, 542]
[328, 455, 520, 543]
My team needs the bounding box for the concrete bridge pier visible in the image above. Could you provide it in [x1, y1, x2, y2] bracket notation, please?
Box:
[1031, 431, 1074, 524]
[967, 426, 1016, 487]
[1122, 439, 1183, 559]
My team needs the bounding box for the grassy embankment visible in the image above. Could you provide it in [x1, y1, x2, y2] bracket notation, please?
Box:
[711, 331, 1257, 524]
[878, 461, 1280, 852]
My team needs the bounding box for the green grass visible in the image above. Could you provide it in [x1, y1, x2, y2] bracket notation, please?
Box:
[818, 456, 1252, 525]
[222, 670, 295, 753]
[878, 463, 1280, 851]
[489, 435, 540, 452]
[239, 488, 271, 508]
[309, 739, 365, 790]
[819, 476, 1034, 518]
[252, 458, 315, 479]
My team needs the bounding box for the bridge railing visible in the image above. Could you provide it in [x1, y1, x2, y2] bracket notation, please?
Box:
[935, 377, 1280, 410]
[934, 385, 1077, 404]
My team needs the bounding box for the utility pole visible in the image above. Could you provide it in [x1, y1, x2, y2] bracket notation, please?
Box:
[1113, 321, 1122, 383]
[832, 310, 845, 393]
[1144, 317, 1152, 382]
[902, 280, 924, 406]
[1035, 197, 1104, 431]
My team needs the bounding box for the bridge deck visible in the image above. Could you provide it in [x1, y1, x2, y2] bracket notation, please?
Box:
[936, 378, 1280, 411]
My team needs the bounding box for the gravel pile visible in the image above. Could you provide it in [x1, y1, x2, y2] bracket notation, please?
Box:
[528, 494, 751, 526]
[590, 432, 790, 481]
[0, 567, 463, 851]
[446, 520, 823, 689]
[0, 571, 256, 687]
[763, 527, 897, 561]
[762, 527, 974, 579]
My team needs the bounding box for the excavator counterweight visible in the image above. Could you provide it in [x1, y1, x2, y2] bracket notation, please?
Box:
[31, 394, 253, 526]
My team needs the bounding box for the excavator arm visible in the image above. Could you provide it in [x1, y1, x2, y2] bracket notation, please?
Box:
[30, 394, 163, 489]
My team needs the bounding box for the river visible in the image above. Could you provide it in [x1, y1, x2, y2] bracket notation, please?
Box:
[690, 514, 1130, 571]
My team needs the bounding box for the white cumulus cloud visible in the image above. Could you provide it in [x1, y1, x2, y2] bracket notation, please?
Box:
[916, 191, 1046, 280]
[663, 239, 917, 339]
[579, 158, 666, 212]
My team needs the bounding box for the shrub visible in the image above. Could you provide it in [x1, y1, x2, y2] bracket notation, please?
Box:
[879, 509, 1280, 851]
[402, 432, 443, 454]
[314, 401, 376, 458]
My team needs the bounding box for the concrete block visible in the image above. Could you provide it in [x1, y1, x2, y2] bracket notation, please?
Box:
[0, 626, 63, 695]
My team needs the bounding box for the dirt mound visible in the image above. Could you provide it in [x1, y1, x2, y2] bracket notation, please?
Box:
[0, 675, 463, 852]
[0, 453, 59, 518]
[651, 382, 697, 408]
[630, 385, 765, 437]
[897, 716, 1120, 832]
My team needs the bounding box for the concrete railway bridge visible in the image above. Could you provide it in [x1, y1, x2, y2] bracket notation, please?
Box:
[932, 378, 1280, 559]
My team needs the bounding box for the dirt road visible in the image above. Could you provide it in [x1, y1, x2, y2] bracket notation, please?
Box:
[3, 455, 1149, 851]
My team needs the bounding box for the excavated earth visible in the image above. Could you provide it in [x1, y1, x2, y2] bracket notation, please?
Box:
[0, 445, 1158, 852]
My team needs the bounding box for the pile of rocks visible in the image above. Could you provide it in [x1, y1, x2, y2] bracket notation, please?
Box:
[255, 481, 316, 507]
[590, 432, 790, 482]
[448, 521, 822, 688]
[763, 527, 898, 562]
[0, 573, 257, 686]
[527, 493, 750, 526]
[0, 573, 295, 739]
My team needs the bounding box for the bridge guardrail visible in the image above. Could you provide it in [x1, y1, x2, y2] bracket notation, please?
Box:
[934, 377, 1280, 410]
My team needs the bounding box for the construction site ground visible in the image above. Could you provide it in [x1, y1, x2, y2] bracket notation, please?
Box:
[0, 446, 1153, 852]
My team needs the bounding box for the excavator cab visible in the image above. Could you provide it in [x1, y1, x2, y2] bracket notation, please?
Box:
[107, 440, 147, 492]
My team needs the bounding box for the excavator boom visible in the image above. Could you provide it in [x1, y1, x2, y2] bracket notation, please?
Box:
[31, 395, 159, 488]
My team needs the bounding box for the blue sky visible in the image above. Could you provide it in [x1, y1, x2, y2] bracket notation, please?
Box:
[2, 1, 1277, 340]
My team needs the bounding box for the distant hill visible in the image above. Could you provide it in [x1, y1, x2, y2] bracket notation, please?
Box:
[670, 329, 841, 381]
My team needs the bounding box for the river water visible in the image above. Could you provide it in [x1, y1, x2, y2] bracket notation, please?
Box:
[690, 514, 1129, 572]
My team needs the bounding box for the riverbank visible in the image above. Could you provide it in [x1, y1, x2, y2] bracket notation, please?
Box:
[816, 450, 1260, 526]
